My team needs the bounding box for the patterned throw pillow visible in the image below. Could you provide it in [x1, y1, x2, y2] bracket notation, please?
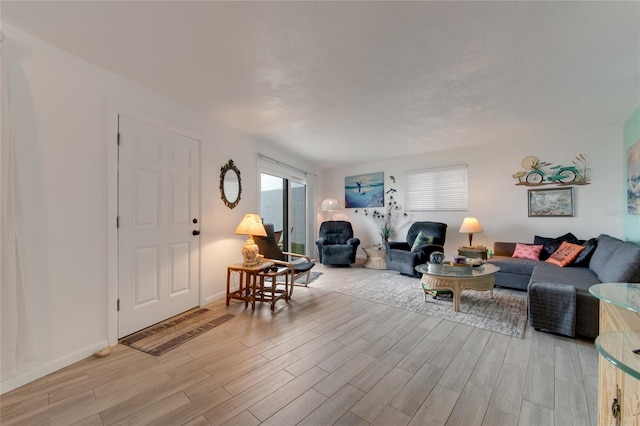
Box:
[534, 233, 578, 260]
[411, 231, 434, 252]
[546, 241, 585, 267]
[512, 243, 543, 261]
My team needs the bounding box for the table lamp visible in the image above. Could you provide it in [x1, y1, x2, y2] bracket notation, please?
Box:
[459, 217, 483, 247]
[234, 213, 267, 266]
[321, 197, 340, 220]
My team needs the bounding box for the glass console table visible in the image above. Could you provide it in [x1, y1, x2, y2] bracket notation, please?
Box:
[590, 283, 640, 379]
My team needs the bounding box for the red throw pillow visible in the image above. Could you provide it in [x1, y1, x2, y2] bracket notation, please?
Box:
[512, 243, 543, 261]
[546, 241, 585, 267]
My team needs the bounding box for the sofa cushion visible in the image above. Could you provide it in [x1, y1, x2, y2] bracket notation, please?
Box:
[572, 238, 598, 268]
[512, 243, 543, 261]
[487, 255, 537, 276]
[533, 235, 552, 246]
[534, 233, 578, 260]
[531, 262, 600, 292]
[597, 241, 640, 282]
[589, 234, 624, 276]
[546, 241, 584, 267]
[494, 242, 516, 257]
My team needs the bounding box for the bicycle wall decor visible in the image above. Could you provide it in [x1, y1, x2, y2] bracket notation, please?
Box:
[512, 154, 591, 186]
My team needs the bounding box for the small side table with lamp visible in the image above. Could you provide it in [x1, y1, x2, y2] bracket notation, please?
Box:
[234, 213, 267, 267]
[228, 213, 295, 311]
[227, 213, 270, 310]
[458, 217, 488, 260]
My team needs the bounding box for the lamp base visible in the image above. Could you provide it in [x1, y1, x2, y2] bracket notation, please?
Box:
[241, 236, 260, 267]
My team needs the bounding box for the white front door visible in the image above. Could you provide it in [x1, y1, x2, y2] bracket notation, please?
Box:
[117, 115, 200, 338]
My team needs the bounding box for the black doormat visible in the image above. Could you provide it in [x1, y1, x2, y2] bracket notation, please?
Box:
[120, 308, 235, 356]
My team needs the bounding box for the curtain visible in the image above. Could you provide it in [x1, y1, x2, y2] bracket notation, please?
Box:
[1, 32, 34, 378]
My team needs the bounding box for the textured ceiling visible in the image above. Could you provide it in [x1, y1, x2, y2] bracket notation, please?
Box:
[2, 1, 639, 168]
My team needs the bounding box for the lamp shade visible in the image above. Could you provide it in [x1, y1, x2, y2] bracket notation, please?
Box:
[321, 198, 340, 211]
[234, 213, 266, 266]
[458, 217, 483, 247]
[234, 213, 267, 237]
[458, 217, 483, 234]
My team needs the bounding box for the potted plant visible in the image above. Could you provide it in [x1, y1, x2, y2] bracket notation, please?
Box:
[361, 196, 407, 244]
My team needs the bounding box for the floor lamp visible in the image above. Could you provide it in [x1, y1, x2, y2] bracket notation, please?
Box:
[321, 198, 340, 220]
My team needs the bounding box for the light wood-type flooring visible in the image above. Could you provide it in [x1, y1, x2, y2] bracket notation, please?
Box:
[0, 263, 598, 425]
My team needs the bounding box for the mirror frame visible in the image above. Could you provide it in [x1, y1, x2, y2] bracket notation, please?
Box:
[220, 159, 242, 209]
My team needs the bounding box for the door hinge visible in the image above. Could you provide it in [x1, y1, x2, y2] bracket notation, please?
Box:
[117, 299, 120, 312]
[117, 132, 121, 145]
[116, 216, 120, 228]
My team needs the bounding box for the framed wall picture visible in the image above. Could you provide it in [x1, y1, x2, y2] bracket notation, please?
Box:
[528, 187, 574, 217]
[628, 139, 640, 215]
[345, 172, 384, 208]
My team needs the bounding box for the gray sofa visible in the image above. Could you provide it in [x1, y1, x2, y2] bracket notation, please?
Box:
[487, 234, 640, 338]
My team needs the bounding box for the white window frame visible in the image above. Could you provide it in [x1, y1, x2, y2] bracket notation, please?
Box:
[257, 155, 316, 257]
[405, 164, 468, 211]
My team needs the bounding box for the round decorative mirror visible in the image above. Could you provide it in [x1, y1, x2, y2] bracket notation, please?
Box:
[220, 159, 241, 209]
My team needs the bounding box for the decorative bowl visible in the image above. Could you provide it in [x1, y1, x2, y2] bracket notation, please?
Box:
[451, 255, 467, 265]
[429, 251, 445, 264]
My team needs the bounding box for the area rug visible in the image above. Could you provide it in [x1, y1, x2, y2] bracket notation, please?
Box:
[333, 271, 527, 338]
[120, 308, 235, 356]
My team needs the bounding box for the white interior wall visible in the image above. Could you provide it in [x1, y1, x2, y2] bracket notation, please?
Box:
[0, 20, 625, 394]
[320, 126, 624, 259]
[198, 119, 318, 307]
[0, 24, 318, 393]
[1, 24, 202, 392]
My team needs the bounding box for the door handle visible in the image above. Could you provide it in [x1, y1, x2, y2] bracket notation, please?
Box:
[192, 230, 200, 236]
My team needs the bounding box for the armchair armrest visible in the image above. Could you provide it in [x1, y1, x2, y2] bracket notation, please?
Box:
[283, 251, 312, 263]
[412, 244, 445, 262]
[386, 241, 411, 251]
[315, 237, 328, 246]
[346, 237, 360, 247]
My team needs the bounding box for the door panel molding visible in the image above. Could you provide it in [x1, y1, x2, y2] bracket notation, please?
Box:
[118, 115, 200, 337]
[106, 103, 202, 346]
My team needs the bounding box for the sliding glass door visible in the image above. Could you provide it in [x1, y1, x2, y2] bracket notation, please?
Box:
[260, 173, 307, 255]
[290, 181, 306, 255]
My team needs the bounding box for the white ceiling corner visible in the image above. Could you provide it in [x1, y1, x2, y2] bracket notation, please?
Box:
[2, 1, 639, 168]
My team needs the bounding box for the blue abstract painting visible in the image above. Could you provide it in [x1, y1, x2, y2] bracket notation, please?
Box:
[345, 172, 384, 208]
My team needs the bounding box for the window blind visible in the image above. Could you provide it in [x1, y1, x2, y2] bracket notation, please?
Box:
[405, 164, 468, 211]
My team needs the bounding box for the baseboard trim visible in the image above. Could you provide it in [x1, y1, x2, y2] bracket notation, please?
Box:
[0, 339, 108, 395]
[204, 291, 226, 306]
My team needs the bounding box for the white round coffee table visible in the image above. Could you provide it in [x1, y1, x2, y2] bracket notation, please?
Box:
[415, 263, 500, 312]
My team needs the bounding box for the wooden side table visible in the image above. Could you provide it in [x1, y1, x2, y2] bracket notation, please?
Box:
[457, 246, 488, 260]
[256, 266, 292, 310]
[363, 246, 387, 269]
[226, 262, 273, 310]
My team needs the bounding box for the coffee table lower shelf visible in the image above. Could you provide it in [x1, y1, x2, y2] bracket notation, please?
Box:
[416, 263, 500, 312]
